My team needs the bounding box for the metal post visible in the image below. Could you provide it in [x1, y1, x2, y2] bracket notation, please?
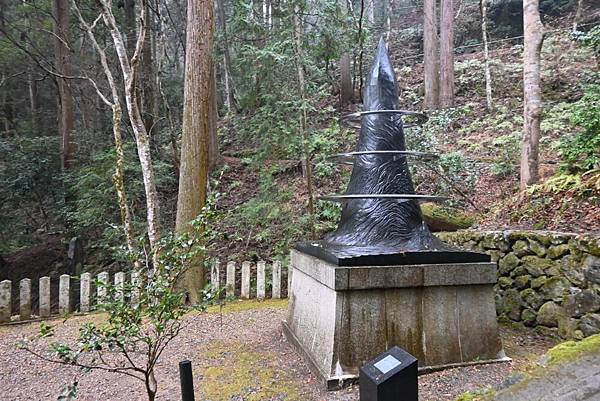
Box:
[179, 360, 195, 401]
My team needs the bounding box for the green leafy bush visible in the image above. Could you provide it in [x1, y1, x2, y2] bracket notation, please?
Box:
[0, 137, 62, 251]
[558, 84, 600, 172]
[21, 206, 221, 401]
[65, 142, 176, 259]
[490, 132, 520, 177]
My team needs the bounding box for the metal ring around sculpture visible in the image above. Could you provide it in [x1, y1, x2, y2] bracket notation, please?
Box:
[342, 109, 429, 126]
[319, 194, 447, 203]
[329, 150, 439, 161]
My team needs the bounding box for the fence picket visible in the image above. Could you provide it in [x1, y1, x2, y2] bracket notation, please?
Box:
[287, 264, 293, 296]
[39, 276, 50, 317]
[131, 272, 140, 304]
[115, 272, 125, 301]
[80, 273, 91, 313]
[226, 262, 235, 297]
[257, 261, 266, 300]
[19, 279, 31, 321]
[272, 261, 281, 299]
[211, 259, 220, 293]
[241, 261, 251, 299]
[0, 280, 10, 323]
[59, 275, 70, 315]
[1, 258, 290, 324]
[97, 272, 109, 301]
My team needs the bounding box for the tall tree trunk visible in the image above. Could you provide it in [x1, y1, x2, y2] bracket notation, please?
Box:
[520, 0, 544, 190]
[175, 0, 215, 302]
[439, 0, 454, 108]
[480, 0, 493, 110]
[423, 0, 439, 110]
[54, 0, 75, 170]
[339, 52, 353, 106]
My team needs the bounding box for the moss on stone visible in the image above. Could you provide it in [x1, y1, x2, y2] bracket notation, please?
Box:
[199, 341, 302, 401]
[499, 253, 520, 274]
[513, 240, 532, 257]
[528, 239, 547, 257]
[496, 334, 600, 397]
[530, 275, 548, 289]
[522, 256, 554, 277]
[514, 275, 531, 289]
[545, 333, 600, 365]
[498, 276, 514, 289]
[421, 203, 475, 232]
[547, 244, 570, 259]
[454, 388, 496, 401]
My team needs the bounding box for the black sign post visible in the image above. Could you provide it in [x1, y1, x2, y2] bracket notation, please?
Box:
[359, 346, 418, 401]
[179, 360, 195, 401]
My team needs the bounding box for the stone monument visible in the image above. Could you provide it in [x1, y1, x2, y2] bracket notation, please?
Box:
[282, 38, 507, 390]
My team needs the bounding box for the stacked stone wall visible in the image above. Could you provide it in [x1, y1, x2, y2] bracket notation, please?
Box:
[438, 230, 600, 339]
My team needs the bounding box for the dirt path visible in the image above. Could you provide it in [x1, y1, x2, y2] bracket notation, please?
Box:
[0, 300, 557, 401]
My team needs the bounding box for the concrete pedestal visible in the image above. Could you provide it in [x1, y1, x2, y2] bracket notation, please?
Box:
[283, 250, 507, 390]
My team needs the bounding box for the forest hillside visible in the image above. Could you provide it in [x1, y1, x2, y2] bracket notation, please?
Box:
[0, 0, 598, 279]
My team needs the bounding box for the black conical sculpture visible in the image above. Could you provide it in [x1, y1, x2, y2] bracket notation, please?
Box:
[296, 39, 489, 266]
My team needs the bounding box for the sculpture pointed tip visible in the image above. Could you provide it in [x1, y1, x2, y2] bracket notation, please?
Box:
[365, 37, 398, 109]
[377, 37, 387, 52]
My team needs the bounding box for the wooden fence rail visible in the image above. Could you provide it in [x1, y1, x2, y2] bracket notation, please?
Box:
[0, 259, 291, 324]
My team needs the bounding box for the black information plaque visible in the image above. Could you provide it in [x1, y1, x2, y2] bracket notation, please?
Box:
[359, 346, 418, 401]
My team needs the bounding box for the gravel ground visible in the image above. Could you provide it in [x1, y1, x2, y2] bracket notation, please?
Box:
[0, 300, 558, 401]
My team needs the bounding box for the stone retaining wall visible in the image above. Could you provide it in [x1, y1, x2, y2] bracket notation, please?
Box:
[438, 230, 600, 339]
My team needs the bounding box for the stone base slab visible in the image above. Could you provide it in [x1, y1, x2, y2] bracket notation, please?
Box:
[284, 250, 507, 389]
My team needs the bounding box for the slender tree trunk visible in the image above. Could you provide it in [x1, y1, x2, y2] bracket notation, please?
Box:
[141, 4, 156, 134]
[356, 0, 366, 99]
[1, 77, 13, 134]
[386, 0, 393, 41]
[0, 6, 9, 136]
[293, 6, 315, 238]
[520, 0, 544, 190]
[156, 2, 180, 173]
[209, 63, 219, 171]
[28, 71, 40, 134]
[367, 0, 375, 25]
[480, 0, 493, 110]
[339, 52, 353, 106]
[54, 0, 75, 170]
[439, 0, 454, 108]
[124, 0, 136, 55]
[175, 0, 215, 302]
[111, 103, 137, 254]
[572, 0, 584, 32]
[216, 0, 238, 112]
[73, 0, 137, 257]
[99, 0, 161, 258]
[423, 0, 439, 109]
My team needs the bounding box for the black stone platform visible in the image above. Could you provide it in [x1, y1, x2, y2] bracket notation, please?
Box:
[294, 240, 490, 267]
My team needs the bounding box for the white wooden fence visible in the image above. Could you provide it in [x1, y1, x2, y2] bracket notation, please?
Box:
[0, 260, 291, 324]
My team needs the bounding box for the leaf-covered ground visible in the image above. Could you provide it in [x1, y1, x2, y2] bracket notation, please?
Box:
[0, 300, 559, 401]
